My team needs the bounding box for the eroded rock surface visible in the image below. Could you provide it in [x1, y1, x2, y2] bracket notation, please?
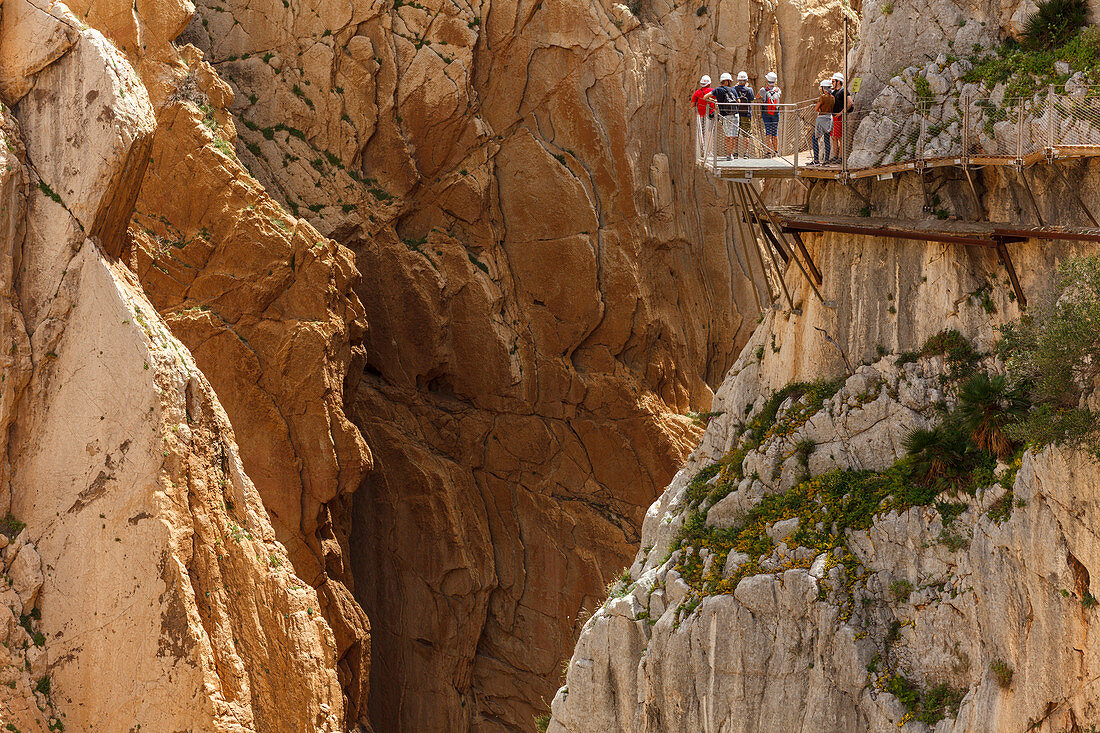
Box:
[552, 334, 1100, 732]
[0, 8, 348, 731]
[170, 0, 849, 728]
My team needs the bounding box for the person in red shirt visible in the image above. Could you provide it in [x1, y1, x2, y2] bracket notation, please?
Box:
[692, 75, 714, 159]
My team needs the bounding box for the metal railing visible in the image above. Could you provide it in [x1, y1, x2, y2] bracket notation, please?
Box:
[695, 86, 1100, 177]
[694, 101, 805, 173]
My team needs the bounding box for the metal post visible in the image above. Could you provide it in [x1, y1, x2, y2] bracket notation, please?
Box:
[962, 93, 970, 163]
[713, 112, 720, 170]
[918, 106, 927, 167]
[1048, 84, 1057, 156]
[695, 115, 701, 162]
[792, 106, 800, 176]
[842, 14, 849, 176]
[1016, 103, 1024, 163]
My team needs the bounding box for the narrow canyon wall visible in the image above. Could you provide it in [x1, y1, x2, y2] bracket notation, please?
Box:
[5, 0, 853, 728]
[0, 10, 347, 728]
[170, 0, 848, 730]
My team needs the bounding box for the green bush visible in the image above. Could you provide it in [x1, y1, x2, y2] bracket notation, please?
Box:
[999, 255, 1100, 455]
[990, 659, 1014, 688]
[886, 675, 966, 725]
[896, 329, 979, 380]
[904, 425, 974, 490]
[1023, 0, 1089, 50]
[965, 25, 1100, 101]
[889, 578, 914, 602]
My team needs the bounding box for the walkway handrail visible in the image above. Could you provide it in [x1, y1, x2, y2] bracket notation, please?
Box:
[695, 88, 1100, 178]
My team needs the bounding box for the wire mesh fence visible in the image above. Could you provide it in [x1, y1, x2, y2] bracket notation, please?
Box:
[696, 102, 805, 171]
[695, 86, 1100, 175]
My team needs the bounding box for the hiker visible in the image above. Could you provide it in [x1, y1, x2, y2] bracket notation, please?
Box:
[811, 79, 834, 165]
[733, 71, 755, 157]
[691, 75, 714, 158]
[703, 73, 738, 160]
[759, 71, 781, 155]
[829, 72, 853, 165]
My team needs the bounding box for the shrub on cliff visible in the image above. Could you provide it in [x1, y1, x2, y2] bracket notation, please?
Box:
[956, 373, 1029, 457]
[1023, 0, 1089, 50]
[999, 254, 1100, 455]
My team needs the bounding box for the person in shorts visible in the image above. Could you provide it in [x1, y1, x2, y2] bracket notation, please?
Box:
[733, 71, 755, 157]
[759, 71, 781, 155]
[691, 74, 714, 158]
[703, 73, 739, 160]
[829, 72, 853, 164]
[811, 79, 834, 165]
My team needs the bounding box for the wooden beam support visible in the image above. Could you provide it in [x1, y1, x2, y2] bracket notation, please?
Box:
[737, 182, 794, 312]
[744, 182, 829, 307]
[996, 238, 1027, 309]
[790, 231, 823, 285]
[758, 220, 790, 263]
[729, 182, 772, 311]
[1017, 167, 1045, 226]
[1051, 163, 1099, 227]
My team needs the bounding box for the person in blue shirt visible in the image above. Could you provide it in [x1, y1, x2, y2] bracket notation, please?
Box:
[702, 73, 739, 160]
[733, 72, 755, 158]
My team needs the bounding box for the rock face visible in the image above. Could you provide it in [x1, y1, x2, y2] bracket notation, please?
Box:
[547, 99, 1100, 732]
[552, 335, 1100, 731]
[171, 0, 848, 728]
[4, 0, 853, 726]
[0, 2, 352, 730]
[6, 0, 377, 718]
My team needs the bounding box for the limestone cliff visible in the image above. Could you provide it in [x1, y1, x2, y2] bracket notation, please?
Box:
[3, 0, 853, 728]
[0, 20, 346, 729]
[549, 102, 1100, 733]
[5, 0, 378, 720]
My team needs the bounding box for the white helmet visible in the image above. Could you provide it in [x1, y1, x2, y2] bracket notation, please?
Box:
[699, 75, 711, 85]
[821, 79, 831, 88]
[765, 71, 778, 83]
[737, 71, 749, 81]
[719, 72, 733, 82]
[832, 72, 845, 83]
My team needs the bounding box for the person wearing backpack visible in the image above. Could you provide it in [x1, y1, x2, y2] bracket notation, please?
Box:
[703, 73, 739, 160]
[759, 72, 781, 156]
[811, 79, 834, 165]
[691, 74, 715, 158]
[733, 71, 755, 158]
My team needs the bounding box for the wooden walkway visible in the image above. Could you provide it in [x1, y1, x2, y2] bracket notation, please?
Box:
[701, 93, 1100, 312]
[702, 149, 1099, 181]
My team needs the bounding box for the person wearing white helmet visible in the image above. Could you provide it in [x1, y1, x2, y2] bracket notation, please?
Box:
[732, 71, 755, 158]
[691, 74, 715, 159]
[758, 71, 781, 155]
[829, 72, 853, 165]
[702, 72, 739, 160]
[811, 79, 835, 165]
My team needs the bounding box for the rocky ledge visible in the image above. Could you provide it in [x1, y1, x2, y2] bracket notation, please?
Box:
[551, 318, 1100, 732]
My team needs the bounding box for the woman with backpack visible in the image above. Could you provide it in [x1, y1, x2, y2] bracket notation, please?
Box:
[759, 72, 781, 156]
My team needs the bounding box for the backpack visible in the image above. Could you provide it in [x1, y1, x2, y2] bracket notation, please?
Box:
[766, 94, 778, 115]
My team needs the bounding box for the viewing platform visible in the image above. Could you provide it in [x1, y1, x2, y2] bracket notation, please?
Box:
[696, 89, 1100, 181]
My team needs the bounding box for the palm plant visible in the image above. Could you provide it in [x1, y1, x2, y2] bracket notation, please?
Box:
[1023, 0, 1088, 50]
[904, 425, 971, 489]
[956, 373, 1029, 458]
